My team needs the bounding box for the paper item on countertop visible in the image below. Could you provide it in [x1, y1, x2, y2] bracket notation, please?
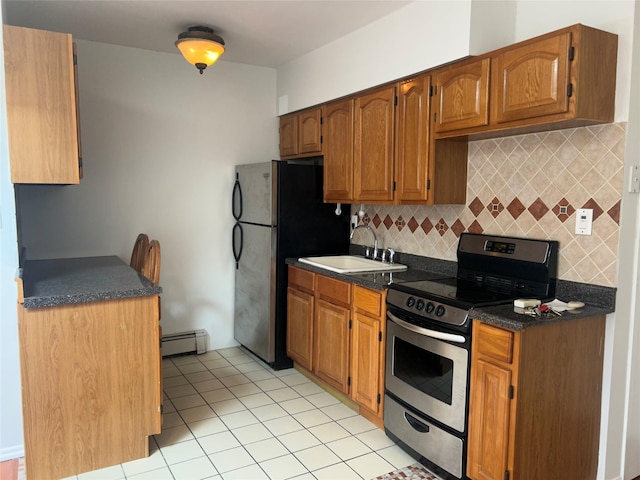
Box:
[542, 299, 575, 312]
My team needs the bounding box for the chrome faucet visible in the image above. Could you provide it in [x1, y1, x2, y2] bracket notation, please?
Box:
[350, 224, 378, 259]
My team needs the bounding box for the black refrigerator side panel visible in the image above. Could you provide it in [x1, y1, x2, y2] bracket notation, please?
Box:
[272, 159, 350, 369]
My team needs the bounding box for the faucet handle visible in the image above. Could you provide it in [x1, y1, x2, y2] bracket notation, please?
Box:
[386, 248, 396, 264]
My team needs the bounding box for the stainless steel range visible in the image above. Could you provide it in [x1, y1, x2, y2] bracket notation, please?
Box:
[384, 233, 558, 480]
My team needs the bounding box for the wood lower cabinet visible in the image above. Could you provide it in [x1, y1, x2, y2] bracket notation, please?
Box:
[279, 106, 323, 158]
[3, 25, 82, 184]
[467, 317, 606, 480]
[287, 267, 315, 370]
[313, 275, 352, 393]
[287, 267, 387, 426]
[18, 296, 161, 480]
[350, 286, 386, 422]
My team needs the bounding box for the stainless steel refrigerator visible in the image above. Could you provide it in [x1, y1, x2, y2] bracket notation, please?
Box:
[232, 159, 349, 369]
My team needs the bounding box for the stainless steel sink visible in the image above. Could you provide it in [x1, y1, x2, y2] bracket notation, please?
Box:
[298, 255, 407, 274]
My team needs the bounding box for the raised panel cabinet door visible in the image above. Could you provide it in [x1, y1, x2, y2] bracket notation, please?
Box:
[279, 114, 298, 157]
[435, 58, 490, 134]
[395, 76, 431, 203]
[354, 86, 395, 202]
[467, 359, 512, 480]
[494, 33, 571, 124]
[323, 99, 354, 202]
[313, 298, 350, 393]
[298, 107, 323, 154]
[286, 287, 314, 370]
[4, 25, 81, 184]
[350, 312, 381, 414]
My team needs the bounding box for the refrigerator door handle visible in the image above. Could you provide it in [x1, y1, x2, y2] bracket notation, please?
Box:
[232, 222, 243, 269]
[232, 173, 243, 221]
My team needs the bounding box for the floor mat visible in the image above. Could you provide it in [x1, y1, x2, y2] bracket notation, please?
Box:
[372, 462, 443, 480]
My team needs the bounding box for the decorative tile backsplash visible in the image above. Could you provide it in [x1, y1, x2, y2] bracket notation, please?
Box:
[351, 123, 626, 287]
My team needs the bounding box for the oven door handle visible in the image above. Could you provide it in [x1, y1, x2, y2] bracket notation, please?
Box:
[387, 312, 466, 344]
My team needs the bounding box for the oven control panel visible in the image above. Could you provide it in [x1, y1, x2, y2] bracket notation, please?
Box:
[387, 289, 469, 328]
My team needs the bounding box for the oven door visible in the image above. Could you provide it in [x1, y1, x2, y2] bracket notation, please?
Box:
[385, 311, 469, 433]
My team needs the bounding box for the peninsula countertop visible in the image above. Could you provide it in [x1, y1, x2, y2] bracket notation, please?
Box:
[19, 255, 162, 308]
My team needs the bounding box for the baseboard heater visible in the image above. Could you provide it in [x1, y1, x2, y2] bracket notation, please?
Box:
[161, 329, 207, 357]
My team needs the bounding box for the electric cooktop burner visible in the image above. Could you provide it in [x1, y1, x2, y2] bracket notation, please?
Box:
[390, 277, 519, 310]
[386, 233, 559, 330]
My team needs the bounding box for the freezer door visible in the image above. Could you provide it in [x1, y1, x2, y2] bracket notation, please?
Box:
[234, 162, 274, 226]
[234, 222, 276, 363]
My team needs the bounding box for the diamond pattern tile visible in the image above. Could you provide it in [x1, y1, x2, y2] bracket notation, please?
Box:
[348, 123, 626, 287]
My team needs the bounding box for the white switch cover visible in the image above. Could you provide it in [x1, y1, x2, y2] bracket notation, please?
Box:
[575, 208, 593, 235]
[351, 215, 359, 230]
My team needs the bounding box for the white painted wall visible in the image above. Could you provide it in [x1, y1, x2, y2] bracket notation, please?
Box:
[16, 40, 277, 351]
[0, 13, 24, 461]
[469, 0, 517, 54]
[276, 0, 473, 114]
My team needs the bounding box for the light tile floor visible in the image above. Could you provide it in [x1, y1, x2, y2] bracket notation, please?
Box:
[60, 346, 422, 480]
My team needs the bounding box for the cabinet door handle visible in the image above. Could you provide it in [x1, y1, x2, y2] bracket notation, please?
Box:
[404, 411, 430, 433]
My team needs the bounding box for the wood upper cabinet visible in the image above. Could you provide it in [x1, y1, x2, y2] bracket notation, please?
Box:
[395, 76, 431, 203]
[354, 85, 396, 203]
[4, 25, 83, 184]
[313, 275, 351, 393]
[279, 107, 322, 158]
[491, 24, 618, 130]
[323, 99, 355, 202]
[433, 57, 490, 135]
[467, 317, 606, 480]
[286, 267, 315, 370]
[279, 115, 298, 157]
[493, 33, 571, 124]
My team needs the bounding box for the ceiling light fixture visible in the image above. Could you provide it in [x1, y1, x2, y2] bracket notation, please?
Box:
[175, 26, 225, 74]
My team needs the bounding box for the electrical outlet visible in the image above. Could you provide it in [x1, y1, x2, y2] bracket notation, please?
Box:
[351, 215, 359, 230]
[575, 208, 593, 235]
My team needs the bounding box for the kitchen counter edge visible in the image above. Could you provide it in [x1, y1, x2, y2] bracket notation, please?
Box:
[20, 255, 162, 308]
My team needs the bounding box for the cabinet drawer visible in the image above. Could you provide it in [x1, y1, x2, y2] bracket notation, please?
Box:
[353, 286, 385, 319]
[289, 266, 315, 292]
[475, 322, 514, 364]
[316, 274, 351, 306]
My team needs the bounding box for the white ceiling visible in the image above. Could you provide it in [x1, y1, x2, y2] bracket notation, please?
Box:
[2, 0, 413, 67]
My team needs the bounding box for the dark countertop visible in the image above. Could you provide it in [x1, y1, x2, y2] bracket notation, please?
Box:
[287, 252, 616, 331]
[469, 303, 613, 331]
[21, 256, 162, 308]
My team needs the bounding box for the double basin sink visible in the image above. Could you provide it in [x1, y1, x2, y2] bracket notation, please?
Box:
[298, 255, 407, 274]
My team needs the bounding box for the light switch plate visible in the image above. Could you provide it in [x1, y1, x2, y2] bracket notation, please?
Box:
[575, 208, 593, 235]
[630, 165, 640, 193]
